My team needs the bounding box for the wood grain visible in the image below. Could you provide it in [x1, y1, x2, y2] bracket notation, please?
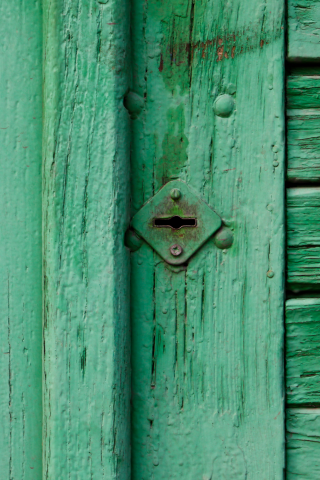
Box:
[286, 298, 320, 405]
[0, 1, 42, 477]
[287, 408, 320, 479]
[287, 188, 320, 286]
[42, 1, 131, 477]
[288, 0, 320, 61]
[130, 0, 285, 478]
[287, 74, 320, 182]
[287, 74, 320, 110]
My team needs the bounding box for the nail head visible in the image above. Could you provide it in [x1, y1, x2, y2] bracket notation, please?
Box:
[170, 244, 183, 256]
[170, 188, 181, 200]
[214, 227, 234, 249]
[213, 94, 235, 118]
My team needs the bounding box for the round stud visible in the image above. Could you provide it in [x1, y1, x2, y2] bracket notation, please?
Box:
[170, 188, 181, 200]
[124, 229, 143, 252]
[123, 91, 144, 119]
[214, 227, 234, 249]
[267, 270, 274, 278]
[170, 244, 183, 256]
[213, 94, 235, 118]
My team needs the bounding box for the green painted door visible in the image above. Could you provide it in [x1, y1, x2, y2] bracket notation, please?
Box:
[129, 1, 285, 479]
[5, 0, 320, 479]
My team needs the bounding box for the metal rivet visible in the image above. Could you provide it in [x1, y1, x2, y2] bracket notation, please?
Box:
[123, 91, 144, 119]
[273, 161, 279, 167]
[267, 270, 274, 278]
[124, 229, 143, 252]
[214, 227, 234, 249]
[170, 188, 181, 200]
[170, 244, 183, 256]
[213, 94, 235, 118]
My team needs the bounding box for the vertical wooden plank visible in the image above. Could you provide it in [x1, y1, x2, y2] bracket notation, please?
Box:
[0, 1, 42, 478]
[130, 0, 285, 478]
[42, 0, 131, 478]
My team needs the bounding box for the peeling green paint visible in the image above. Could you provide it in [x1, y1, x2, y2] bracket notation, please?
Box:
[157, 105, 188, 185]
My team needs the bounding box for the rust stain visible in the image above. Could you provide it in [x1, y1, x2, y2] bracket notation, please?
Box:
[158, 26, 272, 75]
[159, 53, 164, 72]
[217, 45, 224, 62]
[199, 39, 213, 59]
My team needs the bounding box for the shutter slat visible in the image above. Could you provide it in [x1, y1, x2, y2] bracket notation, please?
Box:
[288, 0, 320, 61]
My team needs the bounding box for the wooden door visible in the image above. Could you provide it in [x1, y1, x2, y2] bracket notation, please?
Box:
[0, 0, 294, 479]
[129, 1, 285, 479]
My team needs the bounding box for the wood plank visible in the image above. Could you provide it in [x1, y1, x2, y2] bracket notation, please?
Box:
[287, 75, 320, 182]
[287, 75, 320, 110]
[287, 110, 320, 182]
[0, 1, 42, 478]
[286, 298, 320, 405]
[288, 0, 320, 61]
[287, 188, 320, 286]
[287, 408, 320, 479]
[42, 1, 131, 477]
[130, 0, 285, 478]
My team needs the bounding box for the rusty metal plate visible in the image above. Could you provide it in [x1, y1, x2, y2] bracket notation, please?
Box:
[131, 180, 221, 265]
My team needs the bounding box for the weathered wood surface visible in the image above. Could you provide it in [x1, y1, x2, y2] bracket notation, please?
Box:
[43, 0, 131, 477]
[0, 1, 42, 478]
[287, 74, 320, 182]
[286, 298, 320, 405]
[287, 408, 320, 479]
[287, 74, 320, 110]
[288, 0, 320, 61]
[287, 188, 320, 286]
[287, 110, 320, 182]
[130, 0, 285, 478]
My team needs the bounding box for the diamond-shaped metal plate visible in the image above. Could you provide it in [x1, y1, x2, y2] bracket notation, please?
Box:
[131, 180, 221, 265]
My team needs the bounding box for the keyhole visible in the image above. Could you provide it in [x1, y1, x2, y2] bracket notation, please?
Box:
[154, 215, 197, 230]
